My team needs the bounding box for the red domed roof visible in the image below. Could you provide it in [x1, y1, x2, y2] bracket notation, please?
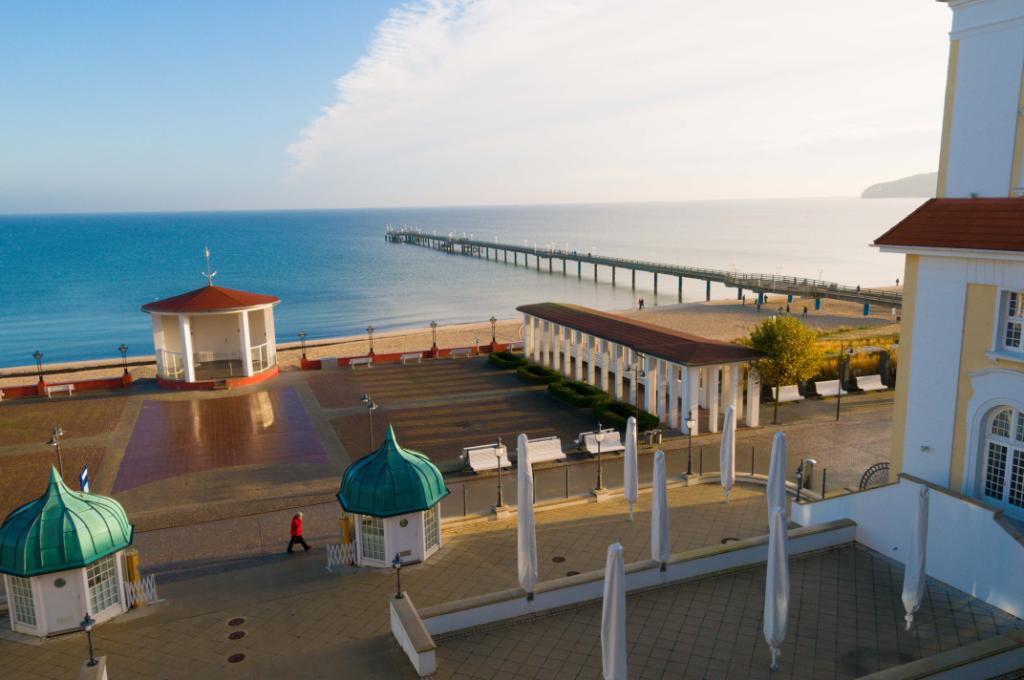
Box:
[142, 285, 280, 314]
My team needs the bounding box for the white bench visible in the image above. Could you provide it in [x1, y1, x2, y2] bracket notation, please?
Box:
[771, 385, 804, 403]
[46, 384, 75, 398]
[814, 380, 848, 398]
[510, 436, 566, 465]
[578, 428, 625, 454]
[856, 375, 888, 392]
[450, 348, 474, 359]
[400, 352, 423, 365]
[507, 341, 524, 352]
[349, 356, 373, 369]
[462, 443, 511, 472]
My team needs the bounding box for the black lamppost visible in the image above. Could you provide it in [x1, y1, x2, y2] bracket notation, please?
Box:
[685, 411, 697, 475]
[81, 614, 97, 666]
[48, 425, 65, 477]
[430, 320, 438, 352]
[392, 553, 403, 599]
[366, 325, 375, 355]
[118, 344, 128, 374]
[495, 437, 505, 508]
[298, 330, 307, 358]
[33, 350, 43, 382]
[489, 316, 497, 344]
[595, 424, 606, 491]
[361, 394, 378, 448]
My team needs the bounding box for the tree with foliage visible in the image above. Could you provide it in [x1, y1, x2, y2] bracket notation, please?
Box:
[745, 316, 823, 424]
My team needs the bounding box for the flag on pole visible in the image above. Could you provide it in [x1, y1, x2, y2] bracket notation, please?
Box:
[79, 464, 90, 493]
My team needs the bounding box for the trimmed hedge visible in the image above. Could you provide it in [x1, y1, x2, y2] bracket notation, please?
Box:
[592, 400, 659, 432]
[516, 363, 562, 385]
[489, 351, 528, 369]
[547, 380, 611, 408]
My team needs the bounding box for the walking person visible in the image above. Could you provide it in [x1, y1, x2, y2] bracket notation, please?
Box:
[802, 306, 808, 318]
[287, 511, 311, 553]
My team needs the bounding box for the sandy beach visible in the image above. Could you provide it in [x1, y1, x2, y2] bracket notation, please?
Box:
[0, 294, 899, 389]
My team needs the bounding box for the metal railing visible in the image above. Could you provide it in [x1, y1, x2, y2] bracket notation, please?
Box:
[156, 350, 185, 380]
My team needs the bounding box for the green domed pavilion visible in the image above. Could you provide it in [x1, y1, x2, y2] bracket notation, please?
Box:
[338, 426, 449, 566]
[0, 468, 135, 636]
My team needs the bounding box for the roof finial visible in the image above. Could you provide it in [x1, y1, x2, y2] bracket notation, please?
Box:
[202, 245, 217, 286]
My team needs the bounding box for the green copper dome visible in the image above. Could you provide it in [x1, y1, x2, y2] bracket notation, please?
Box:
[0, 468, 134, 577]
[337, 425, 449, 518]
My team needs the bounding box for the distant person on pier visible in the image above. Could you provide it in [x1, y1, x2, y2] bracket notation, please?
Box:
[287, 512, 311, 553]
[896, 277, 900, 287]
[638, 298, 645, 310]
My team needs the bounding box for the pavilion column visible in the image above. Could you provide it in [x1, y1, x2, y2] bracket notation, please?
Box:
[574, 332, 584, 381]
[644, 355, 659, 416]
[553, 325, 564, 373]
[543, 321, 553, 367]
[727, 364, 741, 418]
[667, 363, 680, 429]
[264, 307, 277, 367]
[599, 340, 611, 392]
[179, 315, 196, 383]
[686, 366, 700, 435]
[523, 314, 533, 357]
[698, 368, 707, 408]
[719, 365, 730, 411]
[239, 311, 254, 377]
[151, 314, 165, 376]
[586, 336, 597, 385]
[705, 365, 719, 433]
[532, 317, 542, 363]
[613, 345, 625, 400]
[745, 367, 761, 427]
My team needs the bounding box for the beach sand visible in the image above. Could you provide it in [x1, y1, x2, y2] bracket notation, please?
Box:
[0, 295, 899, 388]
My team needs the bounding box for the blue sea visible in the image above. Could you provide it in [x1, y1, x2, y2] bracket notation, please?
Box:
[0, 198, 920, 369]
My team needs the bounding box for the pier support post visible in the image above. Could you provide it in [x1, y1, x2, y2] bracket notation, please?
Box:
[514, 252, 518, 265]
[653, 272, 658, 295]
[548, 257, 552, 273]
[678, 276, 683, 302]
[612, 266, 616, 285]
[504, 250, 508, 263]
[706, 280, 711, 302]
[562, 259, 566, 275]
[737, 287, 743, 300]
[594, 262, 598, 282]
[631, 269, 636, 290]
[577, 261, 581, 279]
[536, 256, 540, 271]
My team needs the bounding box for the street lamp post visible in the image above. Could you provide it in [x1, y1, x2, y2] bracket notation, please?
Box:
[48, 425, 65, 477]
[366, 325, 375, 355]
[595, 425, 605, 491]
[430, 320, 438, 353]
[298, 330, 307, 358]
[361, 394, 378, 448]
[392, 554, 403, 599]
[489, 316, 497, 345]
[685, 411, 697, 475]
[118, 344, 128, 374]
[81, 614, 98, 666]
[33, 350, 43, 382]
[495, 437, 504, 508]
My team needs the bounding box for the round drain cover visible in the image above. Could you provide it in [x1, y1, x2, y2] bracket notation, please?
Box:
[228, 631, 246, 641]
[551, 556, 566, 563]
[721, 537, 738, 544]
[228, 617, 245, 627]
[566, 571, 580, 577]
[228, 654, 245, 663]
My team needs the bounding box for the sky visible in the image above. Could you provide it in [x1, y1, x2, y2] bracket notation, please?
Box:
[0, 1, 952, 213]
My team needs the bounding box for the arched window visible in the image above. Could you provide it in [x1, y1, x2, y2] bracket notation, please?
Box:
[981, 407, 1024, 516]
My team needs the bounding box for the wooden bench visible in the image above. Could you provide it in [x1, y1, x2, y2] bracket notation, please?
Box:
[449, 348, 474, 359]
[814, 379, 847, 398]
[855, 374, 887, 392]
[510, 436, 566, 465]
[577, 428, 625, 454]
[349, 356, 373, 369]
[400, 352, 423, 365]
[46, 384, 75, 398]
[772, 385, 804, 403]
[462, 443, 511, 472]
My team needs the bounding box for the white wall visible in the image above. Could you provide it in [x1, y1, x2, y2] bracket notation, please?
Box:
[792, 479, 1024, 618]
[190, 314, 241, 355]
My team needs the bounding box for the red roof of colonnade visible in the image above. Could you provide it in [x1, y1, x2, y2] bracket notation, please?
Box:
[142, 285, 279, 314]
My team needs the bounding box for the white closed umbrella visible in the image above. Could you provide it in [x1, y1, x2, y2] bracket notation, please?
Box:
[517, 433, 538, 600]
[902, 484, 929, 630]
[763, 506, 790, 671]
[651, 450, 669, 570]
[623, 417, 638, 520]
[601, 542, 627, 680]
[719, 405, 736, 502]
[767, 432, 788, 516]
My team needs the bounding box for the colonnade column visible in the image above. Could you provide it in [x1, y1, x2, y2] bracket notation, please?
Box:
[523, 314, 534, 358]
[707, 365, 719, 434]
[644, 355, 659, 416]
[599, 340, 610, 392]
[179, 315, 196, 383]
[553, 325, 564, 373]
[239, 310, 254, 377]
[613, 346, 625, 400]
[745, 367, 761, 427]
[728, 364, 741, 418]
[587, 336, 597, 385]
[686, 366, 700, 435]
[574, 332, 584, 380]
[540, 321, 550, 366]
[668, 363, 680, 429]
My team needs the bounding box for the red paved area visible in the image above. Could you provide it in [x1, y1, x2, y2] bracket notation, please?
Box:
[113, 387, 326, 493]
[0, 447, 106, 519]
[0, 395, 125, 446]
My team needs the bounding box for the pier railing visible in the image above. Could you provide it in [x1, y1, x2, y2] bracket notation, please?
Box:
[386, 227, 902, 308]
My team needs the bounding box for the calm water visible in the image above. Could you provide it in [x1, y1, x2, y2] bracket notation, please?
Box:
[0, 198, 919, 368]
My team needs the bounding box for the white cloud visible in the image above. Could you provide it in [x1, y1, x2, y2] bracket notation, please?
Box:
[287, 0, 951, 206]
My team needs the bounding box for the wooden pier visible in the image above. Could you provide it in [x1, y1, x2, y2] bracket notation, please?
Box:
[385, 228, 902, 309]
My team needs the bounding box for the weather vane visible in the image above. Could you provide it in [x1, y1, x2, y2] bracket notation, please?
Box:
[202, 246, 217, 286]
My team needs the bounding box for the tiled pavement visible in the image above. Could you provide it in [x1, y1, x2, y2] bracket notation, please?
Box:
[434, 544, 1024, 680]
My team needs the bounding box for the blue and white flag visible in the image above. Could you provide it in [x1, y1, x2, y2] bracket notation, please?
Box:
[79, 465, 90, 493]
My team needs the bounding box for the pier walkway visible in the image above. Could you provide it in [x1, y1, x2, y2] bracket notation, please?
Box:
[386, 228, 902, 308]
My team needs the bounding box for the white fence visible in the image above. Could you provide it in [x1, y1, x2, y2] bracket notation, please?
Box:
[326, 543, 355, 572]
[124, 574, 160, 608]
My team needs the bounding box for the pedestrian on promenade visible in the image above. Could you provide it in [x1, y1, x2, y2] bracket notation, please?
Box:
[288, 512, 311, 553]
[802, 306, 808, 318]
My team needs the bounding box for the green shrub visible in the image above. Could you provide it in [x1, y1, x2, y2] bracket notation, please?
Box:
[548, 380, 611, 407]
[489, 351, 528, 369]
[591, 400, 659, 431]
[516, 363, 562, 385]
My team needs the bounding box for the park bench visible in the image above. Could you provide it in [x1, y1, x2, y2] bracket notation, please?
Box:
[450, 348, 474, 359]
[400, 352, 423, 365]
[855, 374, 887, 392]
[642, 429, 663, 445]
[772, 385, 804, 403]
[507, 341, 524, 352]
[509, 436, 566, 465]
[814, 379, 847, 398]
[46, 384, 75, 398]
[577, 428, 625, 454]
[349, 356, 373, 369]
[462, 443, 511, 472]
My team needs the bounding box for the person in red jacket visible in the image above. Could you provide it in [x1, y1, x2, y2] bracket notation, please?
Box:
[287, 512, 310, 553]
